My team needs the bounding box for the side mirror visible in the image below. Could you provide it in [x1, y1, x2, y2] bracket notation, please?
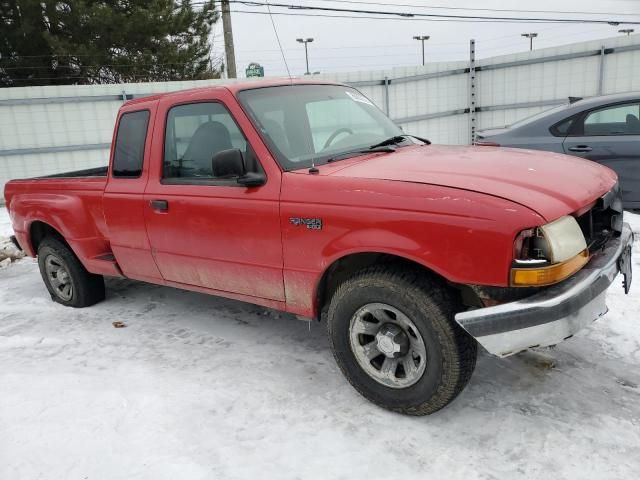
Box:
[211, 148, 266, 187]
[237, 171, 266, 187]
[211, 148, 245, 178]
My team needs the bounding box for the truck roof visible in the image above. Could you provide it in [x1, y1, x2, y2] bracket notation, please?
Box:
[124, 78, 343, 106]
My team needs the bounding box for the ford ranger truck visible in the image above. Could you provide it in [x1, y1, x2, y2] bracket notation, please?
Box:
[4, 80, 633, 415]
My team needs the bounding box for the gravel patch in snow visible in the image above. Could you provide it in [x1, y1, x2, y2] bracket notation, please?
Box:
[0, 208, 24, 268]
[1, 206, 639, 479]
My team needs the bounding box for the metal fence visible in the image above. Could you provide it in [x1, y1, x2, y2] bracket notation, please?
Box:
[1, 33, 639, 193]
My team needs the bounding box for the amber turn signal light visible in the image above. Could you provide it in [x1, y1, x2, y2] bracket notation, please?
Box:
[511, 249, 589, 287]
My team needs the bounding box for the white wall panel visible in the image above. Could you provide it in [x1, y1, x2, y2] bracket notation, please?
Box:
[603, 50, 640, 94]
[0, 149, 108, 192]
[388, 72, 468, 120]
[405, 115, 469, 145]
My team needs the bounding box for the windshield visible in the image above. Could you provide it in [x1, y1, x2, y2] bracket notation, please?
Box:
[237, 84, 405, 170]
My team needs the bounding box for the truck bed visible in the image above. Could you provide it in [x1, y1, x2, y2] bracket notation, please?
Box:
[3, 173, 109, 264]
[3, 166, 108, 203]
[4, 173, 107, 204]
[38, 166, 108, 179]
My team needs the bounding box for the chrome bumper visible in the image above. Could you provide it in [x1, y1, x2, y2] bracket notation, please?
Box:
[455, 223, 634, 357]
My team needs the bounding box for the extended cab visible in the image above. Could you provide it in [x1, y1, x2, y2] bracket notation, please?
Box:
[4, 80, 634, 415]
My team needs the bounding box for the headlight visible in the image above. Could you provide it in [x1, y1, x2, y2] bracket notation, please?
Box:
[511, 215, 588, 287]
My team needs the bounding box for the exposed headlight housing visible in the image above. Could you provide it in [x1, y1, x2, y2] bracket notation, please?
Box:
[511, 215, 588, 287]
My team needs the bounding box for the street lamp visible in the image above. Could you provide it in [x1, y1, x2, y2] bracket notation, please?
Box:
[619, 29, 635, 36]
[412, 35, 430, 66]
[521, 33, 538, 51]
[296, 38, 314, 75]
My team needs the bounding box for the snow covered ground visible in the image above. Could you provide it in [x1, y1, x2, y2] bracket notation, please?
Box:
[1, 206, 639, 480]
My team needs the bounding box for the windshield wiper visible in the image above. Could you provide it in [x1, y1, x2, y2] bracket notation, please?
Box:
[326, 145, 397, 163]
[324, 134, 431, 165]
[369, 134, 431, 149]
[407, 134, 431, 145]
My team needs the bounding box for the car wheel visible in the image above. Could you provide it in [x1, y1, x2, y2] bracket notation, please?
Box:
[327, 265, 477, 415]
[37, 236, 105, 308]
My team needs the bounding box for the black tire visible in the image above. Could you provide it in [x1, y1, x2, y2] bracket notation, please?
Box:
[327, 265, 477, 415]
[37, 236, 105, 308]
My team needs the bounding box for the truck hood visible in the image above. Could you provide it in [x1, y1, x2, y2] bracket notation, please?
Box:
[326, 145, 616, 221]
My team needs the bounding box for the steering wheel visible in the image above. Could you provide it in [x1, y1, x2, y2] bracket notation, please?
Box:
[323, 128, 354, 150]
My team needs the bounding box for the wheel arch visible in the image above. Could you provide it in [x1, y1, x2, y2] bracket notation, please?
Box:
[29, 220, 73, 256]
[314, 250, 454, 320]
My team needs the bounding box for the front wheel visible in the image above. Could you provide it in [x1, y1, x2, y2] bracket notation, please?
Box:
[37, 236, 105, 308]
[327, 266, 477, 415]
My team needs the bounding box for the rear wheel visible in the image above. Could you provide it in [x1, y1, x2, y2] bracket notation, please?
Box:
[37, 236, 105, 308]
[327, 265, 477, 415]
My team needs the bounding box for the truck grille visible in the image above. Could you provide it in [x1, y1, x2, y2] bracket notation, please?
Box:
[576, 183, 624, 253]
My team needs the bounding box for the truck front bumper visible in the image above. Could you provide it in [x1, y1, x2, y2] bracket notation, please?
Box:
[455, 223, 634, 357]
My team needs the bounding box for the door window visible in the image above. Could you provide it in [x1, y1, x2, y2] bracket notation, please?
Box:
[163, 102, 250, 180]
[581, 102, 640, 136]
[112, 110, 150, 178]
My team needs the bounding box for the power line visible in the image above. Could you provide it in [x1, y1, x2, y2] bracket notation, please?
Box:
[236, 42, 462, 51]
[212, 14, 592, 54]
[5, 27, 617, 67]
[235, 49, 468, 60]
[0, 25, 569, 62]
[226, 23, 571, 53]
[191, 0, 640, 24]
[229, 9, 613, 24]
[299, 0, 640, 18]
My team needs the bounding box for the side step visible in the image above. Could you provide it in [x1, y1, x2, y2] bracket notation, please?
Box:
[87, 252, 124, 277]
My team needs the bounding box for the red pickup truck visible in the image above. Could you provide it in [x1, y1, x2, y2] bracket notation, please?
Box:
[4, 80, 633, 415]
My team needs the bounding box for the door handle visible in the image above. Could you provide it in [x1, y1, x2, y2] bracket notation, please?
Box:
[568, 145, 592, 153]
[150, 199, 169, 212]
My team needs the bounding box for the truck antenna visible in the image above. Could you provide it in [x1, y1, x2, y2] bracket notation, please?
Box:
[265, 0, 292, 81]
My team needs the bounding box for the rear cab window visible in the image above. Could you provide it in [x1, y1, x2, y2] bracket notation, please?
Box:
[112, 110, 150, 178]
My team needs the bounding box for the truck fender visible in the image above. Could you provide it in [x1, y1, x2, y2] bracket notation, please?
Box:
[11, 192, 110, 267]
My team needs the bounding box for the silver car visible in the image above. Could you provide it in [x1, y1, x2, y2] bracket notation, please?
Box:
[476, 92, 640, 209]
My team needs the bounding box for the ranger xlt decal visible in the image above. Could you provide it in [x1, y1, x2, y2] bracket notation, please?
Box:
[289, 217, 322, 230]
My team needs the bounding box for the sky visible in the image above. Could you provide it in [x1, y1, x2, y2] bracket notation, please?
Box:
[209, 0, 640, 77]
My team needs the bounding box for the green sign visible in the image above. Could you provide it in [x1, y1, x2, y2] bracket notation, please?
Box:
[245, 62, 264, 78]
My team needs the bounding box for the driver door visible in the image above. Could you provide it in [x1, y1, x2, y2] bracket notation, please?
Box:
[143, 89, 285, 301]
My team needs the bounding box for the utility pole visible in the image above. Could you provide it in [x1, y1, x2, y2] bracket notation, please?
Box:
[221, 0, 237, 78]
[619, 29, 635, 36]
[296, 38, 314, 75]
[521, 33, 538, 51]
[413, 35, 430, 66]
